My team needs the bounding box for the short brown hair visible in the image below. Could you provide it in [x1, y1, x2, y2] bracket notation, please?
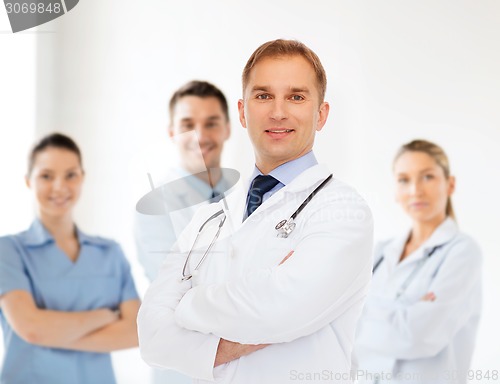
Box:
[242, 39, 327, 103]
[168, 80, 229, 126]
[394, 139, 456, 220]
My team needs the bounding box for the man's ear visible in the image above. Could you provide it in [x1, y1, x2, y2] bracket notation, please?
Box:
[224, 122, 231, 141]
[316, 101, 330, 132]
[25, 175, 30, 189]
[238, 99, 247, 129]
[168, 125, 174, 140]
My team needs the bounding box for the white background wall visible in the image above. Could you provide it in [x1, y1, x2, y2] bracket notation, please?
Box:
[1, 1, 499, 382]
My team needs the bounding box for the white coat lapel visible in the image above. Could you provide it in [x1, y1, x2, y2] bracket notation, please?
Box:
[222, 164, 332, 233]
[381, 234, 410, 273]
[393, 217, 459, 268]
[422, 217, 458, 250]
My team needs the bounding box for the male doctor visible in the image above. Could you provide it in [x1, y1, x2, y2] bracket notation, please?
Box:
[135, 80, 233, 282]
[135, 81, 232, 384]
[138, 39, 374, 383]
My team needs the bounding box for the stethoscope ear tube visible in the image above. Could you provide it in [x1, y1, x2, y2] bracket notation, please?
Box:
[182, 209, 226, 281]
[290, 174, 333, 221]
[199, 209, 225, 232]
[372, 257, 384, 274]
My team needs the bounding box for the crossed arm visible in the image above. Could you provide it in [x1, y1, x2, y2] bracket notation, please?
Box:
[356, 239, 481, 360]
[213, 251, 293, 366]
[0, 290, 140, 352]
[139, 201, 373, 378]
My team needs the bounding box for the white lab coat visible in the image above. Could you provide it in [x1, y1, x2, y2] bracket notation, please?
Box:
[135, 168, 235, 384]
[354, 218, 482, 384]
[138, 163, 374, 383]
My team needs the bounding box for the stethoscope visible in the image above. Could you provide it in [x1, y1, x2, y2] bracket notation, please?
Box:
[372, 243, 446, 299]
[181, 173, 333, 281]
[181, 209, 226, 281]
[275, 174, 333, 238]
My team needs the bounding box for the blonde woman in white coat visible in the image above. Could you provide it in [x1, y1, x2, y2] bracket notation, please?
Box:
[355, 140, 482, 384]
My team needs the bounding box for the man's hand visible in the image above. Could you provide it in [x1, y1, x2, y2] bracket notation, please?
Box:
[212, 250, 293, 367]
[421, 292, 436, 302]
[214, 339, 268, 367]
[279, 251, 294, 265]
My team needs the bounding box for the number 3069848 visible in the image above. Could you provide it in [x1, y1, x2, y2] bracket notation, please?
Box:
[5, 3, 62, 14]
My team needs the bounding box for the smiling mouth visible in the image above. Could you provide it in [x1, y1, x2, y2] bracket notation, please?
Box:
[265, 129, 294, 133]
[410, 202, 428, 208]
[189, 144, 214, 154]
[49, 197, 71, 205]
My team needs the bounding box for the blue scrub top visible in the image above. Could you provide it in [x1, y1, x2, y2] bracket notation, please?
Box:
[0, 220, 139, 384]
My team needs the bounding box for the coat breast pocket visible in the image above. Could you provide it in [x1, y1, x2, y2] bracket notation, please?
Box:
[253, 236, 294, 269]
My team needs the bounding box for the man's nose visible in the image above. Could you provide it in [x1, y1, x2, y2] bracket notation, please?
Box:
[270, 99, 288, 121]
[195, 125, 213, 144]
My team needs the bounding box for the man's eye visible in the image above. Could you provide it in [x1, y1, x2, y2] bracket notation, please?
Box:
[67, 172, 77, 179]
[398, 178, 409, 184]
[181, 124, 194, 131]
[423, 174, 434, 181]
[290, 95, 304, 101]
[256, 94, 271, 100]
[40, 174, 51, 180]
[206, 122, 218, 129]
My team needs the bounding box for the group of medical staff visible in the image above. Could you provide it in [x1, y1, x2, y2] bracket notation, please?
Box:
[0, 135, 480, 384]
[0, 42, 482, 384]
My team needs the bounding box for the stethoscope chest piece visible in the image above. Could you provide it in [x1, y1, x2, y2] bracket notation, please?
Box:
[274, 173, 333, 239]
[275, 219, 296, 238]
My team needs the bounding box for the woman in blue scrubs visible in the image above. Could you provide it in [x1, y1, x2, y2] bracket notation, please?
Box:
[355, 140, 482, 383]
[0, 133, 140, 384]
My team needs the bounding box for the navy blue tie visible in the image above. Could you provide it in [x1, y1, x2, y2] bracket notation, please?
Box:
[246, 175, 279, 217]
[210, 190, 223, 203]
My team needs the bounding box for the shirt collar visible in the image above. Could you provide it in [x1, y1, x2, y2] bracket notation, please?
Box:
[20, 219, 54, 246]
[176, 167, 233, 198]
[75, 227, 110, 247]
[249, 151, 318, 186]
[385, 217, 459, 265]
[20, 218, 108, 247]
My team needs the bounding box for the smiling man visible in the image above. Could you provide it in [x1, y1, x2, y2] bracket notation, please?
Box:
[135, 80, 231, 282]
[135, 81, 231, 384]
[168, 82, 231, 186]
[138, 40, 374, 383]
[239, 51, 328, 174]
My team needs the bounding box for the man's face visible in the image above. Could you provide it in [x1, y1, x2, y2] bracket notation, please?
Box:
[238, 55, 329, 173]
[170, 96, 230, 173]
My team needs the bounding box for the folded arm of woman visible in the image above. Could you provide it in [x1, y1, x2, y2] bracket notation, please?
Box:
[357, 238, 481, 359]
[66, 299, 140, 352]
[0, 289, 118, 347]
